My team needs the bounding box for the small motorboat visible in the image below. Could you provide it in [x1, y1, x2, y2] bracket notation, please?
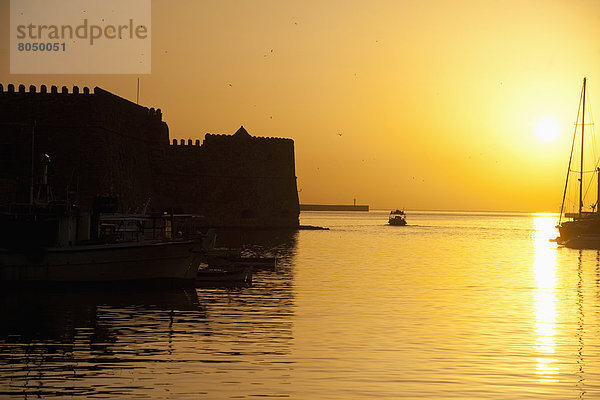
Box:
[195, 265, 252, 286]
[202, 249, 279, 269]
[388, 209, 407, 226]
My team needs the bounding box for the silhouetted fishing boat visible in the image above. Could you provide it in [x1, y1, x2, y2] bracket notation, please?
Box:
[0, 207, 208, 283]
[0, 240, 202, 283]
[388, 209, 407, 226]
[556, 78, 600, 245]
[0, 200, 214, 283]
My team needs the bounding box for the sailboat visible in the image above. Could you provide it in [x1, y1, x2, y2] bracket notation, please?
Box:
[556, 77, 600, 247]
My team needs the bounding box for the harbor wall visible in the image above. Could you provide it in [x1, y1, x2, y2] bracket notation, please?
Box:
[0, 84, 299, 228]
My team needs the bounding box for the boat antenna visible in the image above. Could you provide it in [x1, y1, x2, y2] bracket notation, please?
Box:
[559, 80, 585, 224]
[597, 166, 600, 214]
[580, 77, 586, 216]
[29, 120, 36, 204]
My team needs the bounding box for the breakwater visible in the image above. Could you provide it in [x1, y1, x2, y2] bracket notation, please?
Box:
[300, 204, 369, 212]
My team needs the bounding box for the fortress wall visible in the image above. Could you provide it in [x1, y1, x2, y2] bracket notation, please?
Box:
[0, 85, 300, 228]
[0, 85, 166, 211]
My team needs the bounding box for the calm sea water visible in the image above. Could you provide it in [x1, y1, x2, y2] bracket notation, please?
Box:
[2, 210, 600, 399]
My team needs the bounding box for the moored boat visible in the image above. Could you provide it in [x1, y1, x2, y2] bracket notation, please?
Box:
[556, 78, 600, 244]
[195, 265, 252, 287]
[0, 239, 201, 282]
[0, 202, 212, 283]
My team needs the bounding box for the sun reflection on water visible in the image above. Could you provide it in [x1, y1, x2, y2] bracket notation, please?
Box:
[532, 216, 559, 383]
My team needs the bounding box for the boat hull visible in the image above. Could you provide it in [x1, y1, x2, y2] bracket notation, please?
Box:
[0, 240, 201, 282]
[562, 234, 600, 249]
[558, 217, 600, 243]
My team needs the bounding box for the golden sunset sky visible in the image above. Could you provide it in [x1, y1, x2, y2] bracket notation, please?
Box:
[2, 0, 600, 212]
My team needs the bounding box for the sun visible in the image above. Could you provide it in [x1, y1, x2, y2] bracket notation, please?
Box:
[535, 117, 560, 142]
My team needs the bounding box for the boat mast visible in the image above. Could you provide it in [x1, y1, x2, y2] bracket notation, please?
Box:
[580, 77, 586, 216]
[559, 80, 585, 224]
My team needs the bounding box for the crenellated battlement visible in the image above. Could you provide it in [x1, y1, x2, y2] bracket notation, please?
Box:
[203, 133, 294, 144]
[0, 83, 93, 95]
[171, 138, 202, 146]
[168, 133, 293, 148]
[0, 84, 163, 119]
[167, 126, 294, 154]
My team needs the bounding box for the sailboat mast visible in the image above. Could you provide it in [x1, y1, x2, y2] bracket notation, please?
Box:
[559, 79, 585, 224]
[580, 77, 586, 216]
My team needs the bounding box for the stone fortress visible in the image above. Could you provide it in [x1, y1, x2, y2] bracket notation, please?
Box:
[0, 84, 300, 228]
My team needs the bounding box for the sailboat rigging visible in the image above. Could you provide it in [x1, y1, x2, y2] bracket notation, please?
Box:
[556, 77, 600, 246]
